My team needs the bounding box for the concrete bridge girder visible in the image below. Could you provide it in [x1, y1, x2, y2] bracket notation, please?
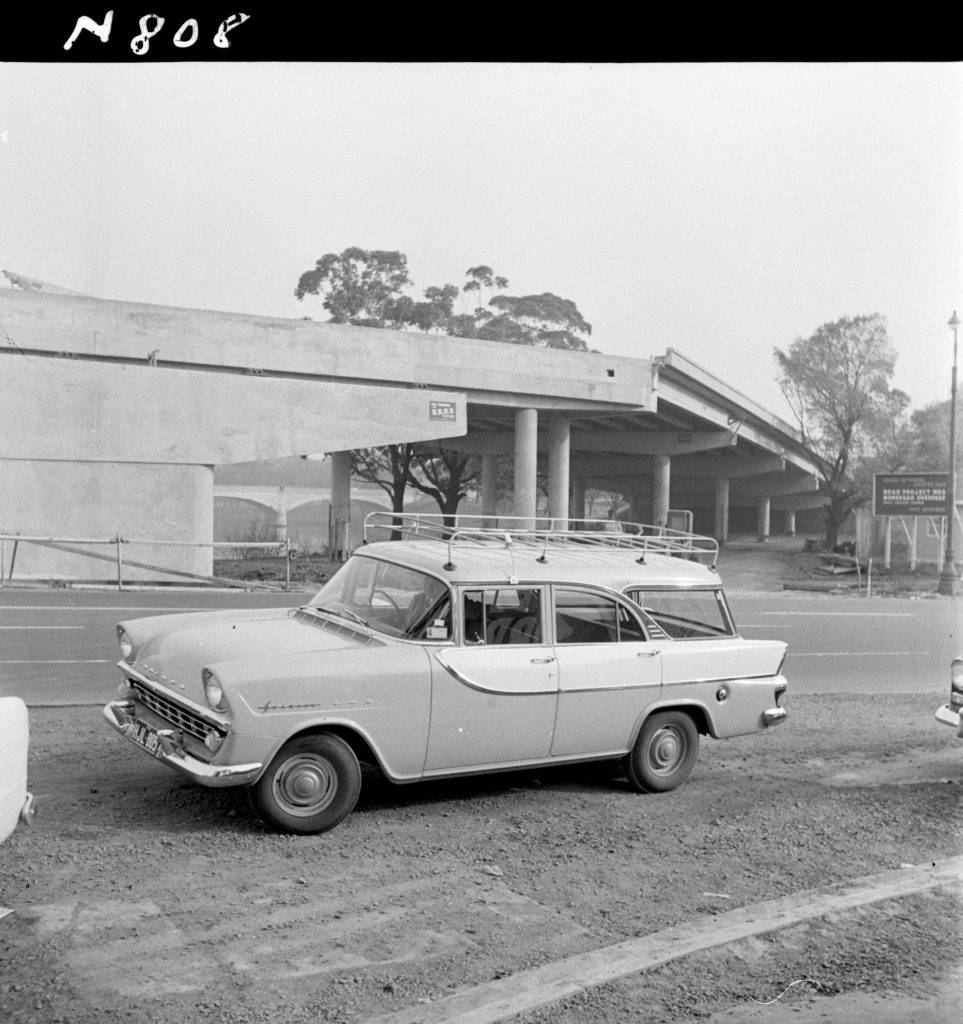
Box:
[1, 286, 817, 579]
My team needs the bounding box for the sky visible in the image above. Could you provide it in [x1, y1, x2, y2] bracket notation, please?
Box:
[1, 60, 960, 421]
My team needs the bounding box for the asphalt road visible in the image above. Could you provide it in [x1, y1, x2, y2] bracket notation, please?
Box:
[0, 586, 957, 705]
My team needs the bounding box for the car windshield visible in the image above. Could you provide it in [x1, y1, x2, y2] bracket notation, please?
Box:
[308, 555, 451, 641]
[625, 587, 735, 639]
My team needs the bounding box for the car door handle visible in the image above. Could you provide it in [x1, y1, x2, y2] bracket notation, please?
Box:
[531, 656, 557, 664]
[637, 650, 660, 657]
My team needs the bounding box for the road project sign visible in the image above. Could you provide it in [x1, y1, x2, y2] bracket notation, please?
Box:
[873, 472, 948, 516]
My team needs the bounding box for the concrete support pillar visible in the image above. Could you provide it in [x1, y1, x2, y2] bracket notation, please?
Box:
[757, 495, 771, 542]
[329, 450, 352, 560]
[546, 416, 570, 526]
[481, 453, 498, 524]
[629, 492, 644, 525]
[514, 408, 538, 525]
[571, 476, 586, 522]
[784, 509, 796, 536]
[652, 455, 671, 529]
[274, 486, 289, 543]
[714, 477, 730, 545]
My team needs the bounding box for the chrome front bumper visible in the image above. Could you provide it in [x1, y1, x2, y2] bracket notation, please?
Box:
[103, 700, 263, 787]
[935, 703, 963, 738]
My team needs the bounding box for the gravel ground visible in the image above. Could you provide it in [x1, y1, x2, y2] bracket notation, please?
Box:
[1, 688, 961, 1024]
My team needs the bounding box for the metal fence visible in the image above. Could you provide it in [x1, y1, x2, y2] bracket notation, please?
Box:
[0, 533, 296, 591]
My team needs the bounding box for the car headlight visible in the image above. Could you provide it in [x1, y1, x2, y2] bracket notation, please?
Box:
[203, 668, 226, 711]
[117, 625, 134, 663]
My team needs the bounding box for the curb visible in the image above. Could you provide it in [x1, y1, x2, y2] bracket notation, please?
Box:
[363, 857, 963, 1024]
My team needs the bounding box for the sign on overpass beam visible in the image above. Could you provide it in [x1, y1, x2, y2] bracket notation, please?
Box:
[873, 472, 948, 516]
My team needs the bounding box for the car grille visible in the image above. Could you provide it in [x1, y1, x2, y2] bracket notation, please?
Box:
[129, 679, 223, 742]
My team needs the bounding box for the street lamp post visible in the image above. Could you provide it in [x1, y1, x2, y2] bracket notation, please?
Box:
[938, 310, 960, 596]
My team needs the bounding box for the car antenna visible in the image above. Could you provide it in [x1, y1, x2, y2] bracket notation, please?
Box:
[537, 536, 549, 564]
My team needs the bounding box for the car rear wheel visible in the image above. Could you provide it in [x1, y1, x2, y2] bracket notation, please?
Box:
[250, 733, 361, 834]
[625, 710, 699, 793]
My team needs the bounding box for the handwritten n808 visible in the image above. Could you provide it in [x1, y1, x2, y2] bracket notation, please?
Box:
[64, 12, 251, 54]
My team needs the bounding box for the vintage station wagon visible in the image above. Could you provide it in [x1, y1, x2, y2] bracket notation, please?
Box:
[103, 514, 789, 834]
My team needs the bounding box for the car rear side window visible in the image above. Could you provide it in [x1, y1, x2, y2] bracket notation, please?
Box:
[554, 589, 648, 644]
[625, 588, 734, 639]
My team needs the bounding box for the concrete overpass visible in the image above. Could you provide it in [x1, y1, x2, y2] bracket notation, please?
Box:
[0, 282, 820, 581]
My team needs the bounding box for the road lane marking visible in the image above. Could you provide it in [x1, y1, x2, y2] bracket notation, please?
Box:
[0, 659, 113, 664]
[747, 611, 915, 617]
[787, 651, 914, 657]
[365, 857, 963, 1024]
[0, 605, 215, 612]
[0, 625, 85, 629]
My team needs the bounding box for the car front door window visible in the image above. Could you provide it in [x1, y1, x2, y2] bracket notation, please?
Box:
[462, 588, 543, 645]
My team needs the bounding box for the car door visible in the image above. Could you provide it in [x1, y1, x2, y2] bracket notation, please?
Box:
[425, 586, 557, 772]
[550, 587, 663, 757]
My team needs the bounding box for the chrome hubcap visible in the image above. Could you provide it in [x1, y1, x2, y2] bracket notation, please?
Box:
[274, 754, 338, 816]
[648, 727, 684, 774]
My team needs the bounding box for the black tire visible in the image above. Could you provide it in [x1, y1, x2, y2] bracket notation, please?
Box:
[625, 710, 699, 793]
[249, 733, 361, 834]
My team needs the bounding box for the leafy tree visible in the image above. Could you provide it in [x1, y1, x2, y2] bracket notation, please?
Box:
[775, 314, 909, 548]
[403, 284, 461, 334]
[294, 248, 412, 326]
[450, 288, 593, 351]
[463, 265, 509, 314]
[896, 400, 961, 473]
[484, 292, 592, 351]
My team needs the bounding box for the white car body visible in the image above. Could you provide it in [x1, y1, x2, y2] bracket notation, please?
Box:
[0, 696, 36, 843]
[104, 514, 789, 834]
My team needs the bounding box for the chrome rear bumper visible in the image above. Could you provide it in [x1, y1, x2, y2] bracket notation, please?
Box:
[935, 703, 963, 737]
[762, 706, 789, 727]
[20, 791, 36, 826]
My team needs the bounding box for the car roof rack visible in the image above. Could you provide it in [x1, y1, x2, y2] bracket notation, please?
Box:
[362, 512, 719, 568]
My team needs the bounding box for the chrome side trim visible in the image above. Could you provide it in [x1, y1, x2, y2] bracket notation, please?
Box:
[433, 653, 556, 696]
[663, 672, 784, 687]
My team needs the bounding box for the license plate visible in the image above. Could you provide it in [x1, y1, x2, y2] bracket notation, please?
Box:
[129, 720, 163, 757]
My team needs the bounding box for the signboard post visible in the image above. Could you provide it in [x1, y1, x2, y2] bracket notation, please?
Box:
[873, 473, 951, 571]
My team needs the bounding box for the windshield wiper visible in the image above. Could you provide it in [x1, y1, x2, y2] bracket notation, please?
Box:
[308, 605, 369, 628]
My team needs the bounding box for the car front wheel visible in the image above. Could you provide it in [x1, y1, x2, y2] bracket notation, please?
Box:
[625, 710, 699, 793]
[250, 733, 362, 834]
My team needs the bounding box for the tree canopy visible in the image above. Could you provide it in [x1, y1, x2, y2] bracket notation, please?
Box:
[294, 247, 412, 326]
[295, 249, 592, 350]
[895, 399, 961, 473]
[774, 314, 909, 546]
